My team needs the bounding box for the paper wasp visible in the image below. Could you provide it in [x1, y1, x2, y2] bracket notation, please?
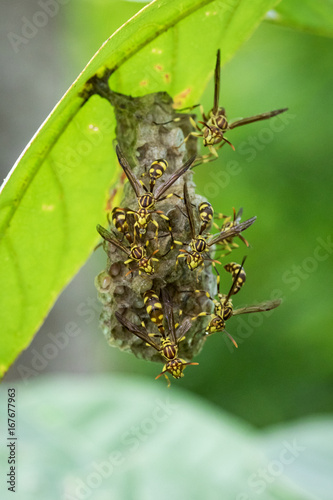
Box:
[214, 207, 251, 252]
[192, 257, 281, 345]
[96, 224, 159, 276]
[187, 49, 288, 157]
[177, 182, 256, 271]
[115, 288, 198, 386]
[115, 146, 195, 245]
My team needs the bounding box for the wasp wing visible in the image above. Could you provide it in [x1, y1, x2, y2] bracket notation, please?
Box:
[154, 155, 196, 200]
[229, 108, 288, 130]
[233, 299, 282, 316]
[235, 207, 243, 222]
[213, 49, 221, 115]
[208, 216, 257, 246]
[115, 145, 142, 197]
[160, 287, 177, 344]
[115, 311, 161, 351]
[96, 224, 130, 256]
[183, 182, 197, 240]
[176, 318, 192, 341]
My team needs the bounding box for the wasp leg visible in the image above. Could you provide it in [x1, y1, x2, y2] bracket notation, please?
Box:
[191, 311, 213, 322]
[208, 144, 219, 157]
[175, 251, 187, 268]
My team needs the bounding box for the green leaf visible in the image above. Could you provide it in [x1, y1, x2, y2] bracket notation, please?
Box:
[267, 0, 333, 38]
[0, 0, 281, 376]
[1, 375, 332, 499]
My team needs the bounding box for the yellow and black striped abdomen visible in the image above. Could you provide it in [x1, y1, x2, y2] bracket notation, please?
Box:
[161, 339, 178, 361]
[199, 202, 214, 224]
[138, 193, 154, 209]
[112, 207, 131, 241]
[215, 112, 229, 131]
[224, 262, 246, 294]
[149, 159, 168, 183]
[144, 290, 164, 332]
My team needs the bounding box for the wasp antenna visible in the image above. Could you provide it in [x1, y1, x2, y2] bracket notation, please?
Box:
[198, 120, 210, 129]
[223, 137, 235, 151]
[225, 330, 238, 348]
[213, 49, 221, 114]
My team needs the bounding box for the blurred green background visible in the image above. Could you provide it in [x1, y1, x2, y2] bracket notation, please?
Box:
[1, 1, 333, 498]
[2, 0, 332, 427]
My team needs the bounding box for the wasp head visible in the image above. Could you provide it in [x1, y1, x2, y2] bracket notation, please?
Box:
[138, 257, 155, 275]
[206, 315, 225, 335]
[186, 251, 203, 271]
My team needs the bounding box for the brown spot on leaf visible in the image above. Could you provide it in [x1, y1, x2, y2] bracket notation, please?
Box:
[173, 88, 192, 108]
[105, 172, 126, 211]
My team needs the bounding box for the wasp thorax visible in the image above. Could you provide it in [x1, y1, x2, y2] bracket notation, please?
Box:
[216, 297, 233, 320]
[161, 339, 178, 361]
[215, 113, 228, 131]
[223, 304, 233, 320]
[130, 245, 145, 260]
[191, 236, 207, 253]
[138, 193, 154, 209]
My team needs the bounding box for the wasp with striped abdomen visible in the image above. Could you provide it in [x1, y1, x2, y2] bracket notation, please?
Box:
[115, 146, 195, 249]
[192, 257, 281, 345]
[187, 50, 288, 157]
[144, 158, 169, 192]
[96, 224, 159, 276]
[177, 183, 256, 272]
[116, 288, 198, 386]
[111, 207, 133, 243]
[224, 261, 246, 295]
[144, 289, 165, 335]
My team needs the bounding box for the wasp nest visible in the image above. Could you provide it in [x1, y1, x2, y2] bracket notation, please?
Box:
[95, 90, 215, 363]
